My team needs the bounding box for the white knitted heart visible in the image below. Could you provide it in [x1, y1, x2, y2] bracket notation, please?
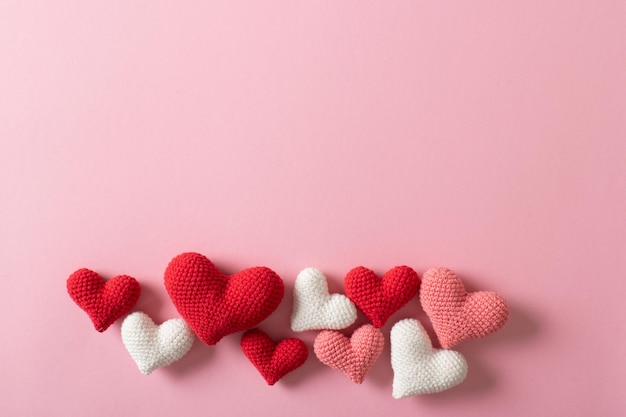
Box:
[391, 318, 468, 398]
[121, 312, 195, 375]
[290, 268, 357, 332]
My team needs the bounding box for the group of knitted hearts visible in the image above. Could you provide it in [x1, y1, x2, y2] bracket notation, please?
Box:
[67, 252, 509, 399]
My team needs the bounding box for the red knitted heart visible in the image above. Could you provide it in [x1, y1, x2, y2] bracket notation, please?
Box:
[67, 268, 141, 332]
[420, 267, 509, 348]
[345, 266, 420, 328]
[241, 329, 308, 385]
[164, 252, 284, 345]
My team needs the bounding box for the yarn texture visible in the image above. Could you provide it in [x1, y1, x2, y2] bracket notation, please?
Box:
[291, 267, 357, 332]
[67, 268, 140, 332]
[164, 252, 284, 345]
[121, 312, 195, 375]
[391, 319, 468, 398]
[241, 329, 308, 385]
[345, 266, 420, 328]
[313, 324, 384, 384]
[420, 267, 509, 348]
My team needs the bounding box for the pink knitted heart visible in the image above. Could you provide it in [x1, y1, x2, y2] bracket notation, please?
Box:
[313, 324, 384, 384]
[420, 267, 509, 348]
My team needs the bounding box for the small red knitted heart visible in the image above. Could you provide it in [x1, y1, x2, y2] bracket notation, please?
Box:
[420, 267, 509, 348]
[164, 252, 284, 345]
[67, 268, 141, 332]
[345, 266, 420, 328]
[241, 329, 308, 385]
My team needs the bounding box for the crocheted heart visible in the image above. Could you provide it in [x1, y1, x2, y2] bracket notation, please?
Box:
[420, 267, 509, 348]
[121, 312, 195, 375]
[67, 268, 141, 332]
[241, 329, 308, 385]
[313, 324, 384, 384]
[391, 319, 467, 398]
[345, 266, 420, 328]
[164, 252, 284, 345]
[291, 268, 357, 332]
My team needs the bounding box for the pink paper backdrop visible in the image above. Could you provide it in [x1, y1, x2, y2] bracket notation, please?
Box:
[1, 1, 625, 416]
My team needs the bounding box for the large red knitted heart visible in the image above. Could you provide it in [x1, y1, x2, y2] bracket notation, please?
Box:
[241, 329, 308, 385]
[164, 252, 284, 345]
[345, 266, 420, 328]
[420, 267, 509, 348]
[67, 268, 141, 332]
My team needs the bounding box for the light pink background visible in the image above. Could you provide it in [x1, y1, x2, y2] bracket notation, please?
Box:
[1, 1, 625, 416]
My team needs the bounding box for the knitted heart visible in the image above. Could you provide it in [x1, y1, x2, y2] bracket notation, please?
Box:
[391, 319, 467, 398]
[291, 268, 357, 332]
[345, 266, 420, 328]
[240, 329, 308, 385]
[164, 252, 284, 345]
[67, 268, 141, 332]
[420, 267, 509, 348]
[121, 312, 195, 375]
[313, 324, 384, 384]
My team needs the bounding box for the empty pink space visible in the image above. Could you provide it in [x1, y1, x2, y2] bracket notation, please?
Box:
[1, 1, 625, 416]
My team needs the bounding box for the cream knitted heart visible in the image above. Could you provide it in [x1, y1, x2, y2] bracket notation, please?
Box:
[291, 268, 357, 332]
[391, 319, 468, 398]
[121, 312, 195, 375]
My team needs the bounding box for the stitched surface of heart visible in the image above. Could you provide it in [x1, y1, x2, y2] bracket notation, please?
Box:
[164, 252, 284, 345]
[313, 324, 384, 384]
[121, 312, 195, 375]
[291, 267, 357, 332]
[420, 267, 509, 348]
[345, 266, 420, 328]
[240, 329, 308, 385]
[391, 318, 467, 398]
[67, 268, 141, 332]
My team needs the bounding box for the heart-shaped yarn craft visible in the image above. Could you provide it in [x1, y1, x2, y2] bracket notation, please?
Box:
[121, 312, 195, 375]
[391, 318, 467, 398]
[291, 268, 357, 332]
[67, 268, 141, 332]
[241, 329, 308, 385]
[420, 267, 509, 348]
[345, 266, 420, 328]
[313, 324, 384, 384]
[164, 252, 284, 345]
